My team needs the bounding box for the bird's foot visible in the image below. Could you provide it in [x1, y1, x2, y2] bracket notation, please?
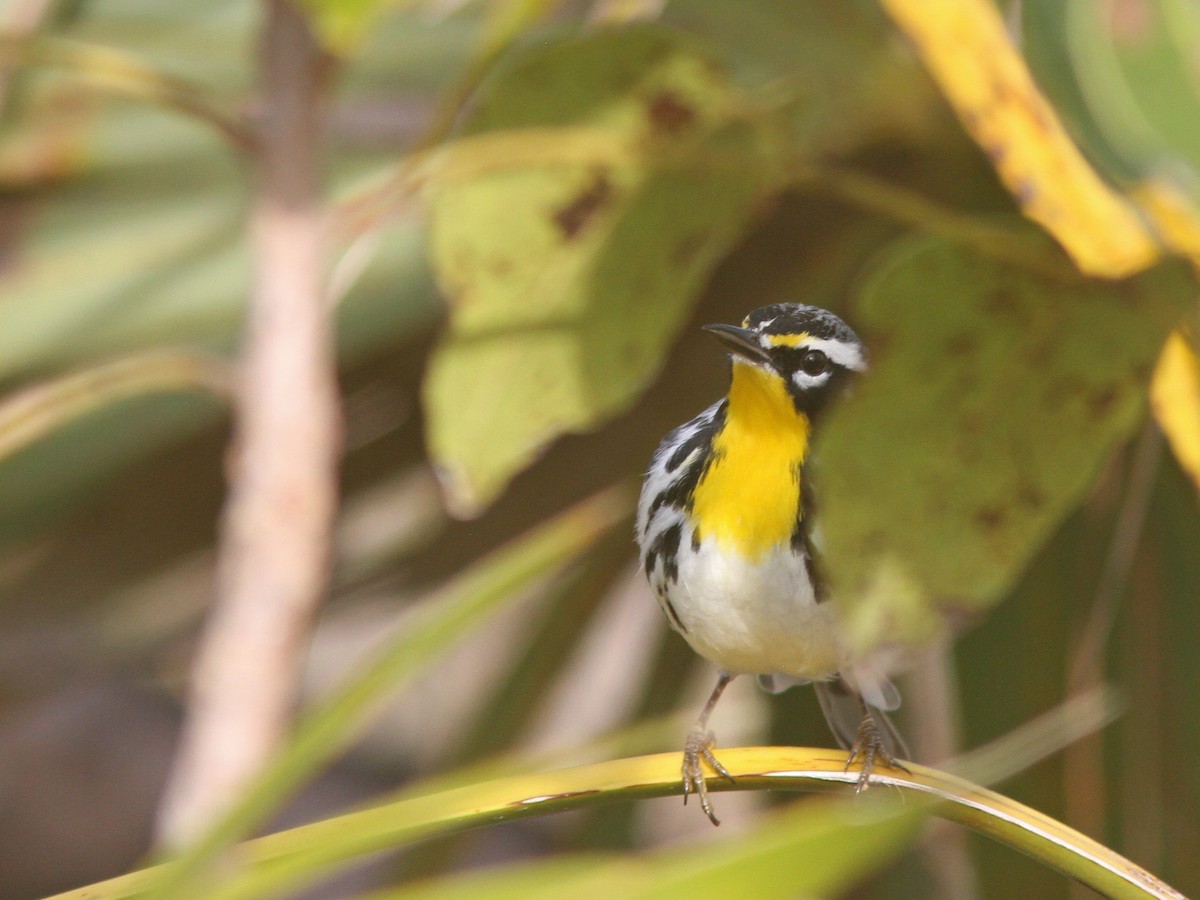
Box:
[845, 712, 910, 793]
[681, 726, 734, 826]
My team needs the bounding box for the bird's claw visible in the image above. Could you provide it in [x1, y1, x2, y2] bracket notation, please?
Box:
[845, 712, 910, 793]
[682, 727, 734, 826]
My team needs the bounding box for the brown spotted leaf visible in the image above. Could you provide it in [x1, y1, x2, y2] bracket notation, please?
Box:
[817, 235, 1194, 653]
[424, 26, 779, 516]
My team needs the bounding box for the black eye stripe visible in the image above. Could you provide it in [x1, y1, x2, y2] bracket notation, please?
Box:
[770, 345, 806, 364]
[767, 344, 831, 375]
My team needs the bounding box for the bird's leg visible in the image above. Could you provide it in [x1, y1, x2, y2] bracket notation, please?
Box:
[682, 671, 736, 825]
[845, 692, 910, 793]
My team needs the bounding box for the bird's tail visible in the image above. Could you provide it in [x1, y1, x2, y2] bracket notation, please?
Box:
[813, 678, 909, 760]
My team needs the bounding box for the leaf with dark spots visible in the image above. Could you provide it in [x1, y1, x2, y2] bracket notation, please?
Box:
[553, 171, 614, 240]
[983, 286, 1023, 317]
[1088, 386, 1118, 419]
[944, 332, 978, 357]
[425, 27, 777, 515]
[1016, 482, 1045, 510]
[974, 506, 1006, 530]
[672, 231, 708, 268]
[817, 235, 1195, 652]
[646, 90, 697, 134]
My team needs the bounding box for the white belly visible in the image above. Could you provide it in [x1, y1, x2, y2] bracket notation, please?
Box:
[668, 537, 843, 679]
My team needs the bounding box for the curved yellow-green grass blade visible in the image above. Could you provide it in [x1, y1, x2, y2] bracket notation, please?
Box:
[0, 34, 251, 148]
[57, 747, 1184, 900]
[381, 788, 921, 900]
[0, 350, 232, 464]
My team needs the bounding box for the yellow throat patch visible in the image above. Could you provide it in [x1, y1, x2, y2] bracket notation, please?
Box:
[692, 360, 810, 559]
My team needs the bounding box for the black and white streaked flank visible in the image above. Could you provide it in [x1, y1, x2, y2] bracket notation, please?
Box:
[637, 399, 725, 633]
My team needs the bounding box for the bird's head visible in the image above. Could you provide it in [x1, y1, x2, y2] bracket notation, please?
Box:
[703, 303, 867, 415]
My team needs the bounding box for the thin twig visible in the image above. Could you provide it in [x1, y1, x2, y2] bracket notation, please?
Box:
[1068, 425, 1163, 689]
[0, 349, 231, 464]
[1119, 542, 1166, 876]
[156, 0, 340, 848]
[1063, 423, 1162, 861]
[907, 645, 980, 900]
[794, 163, 1084, 284]
[0, 33, 255, 150]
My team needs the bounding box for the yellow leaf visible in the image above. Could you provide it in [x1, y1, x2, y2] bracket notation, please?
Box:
[1133, 178, 1200, 264]
[1126, 180, 1200, 496]
[880, 0, 1159, 278]
[1151, 330, 1200, 495]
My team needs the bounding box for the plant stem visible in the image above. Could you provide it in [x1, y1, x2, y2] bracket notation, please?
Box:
[155, 0, 340, 848]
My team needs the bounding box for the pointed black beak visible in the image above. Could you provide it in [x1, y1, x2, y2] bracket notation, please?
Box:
[702, 323, 770, 364]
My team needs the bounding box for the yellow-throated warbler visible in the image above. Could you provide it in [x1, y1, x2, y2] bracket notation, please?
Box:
[636, 303, 907, 825]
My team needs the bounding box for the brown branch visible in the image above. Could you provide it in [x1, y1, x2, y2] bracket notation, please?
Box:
[156, 0, 341, 848]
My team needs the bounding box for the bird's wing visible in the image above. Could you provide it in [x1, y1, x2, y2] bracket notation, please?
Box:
[636, 399, 727, 550]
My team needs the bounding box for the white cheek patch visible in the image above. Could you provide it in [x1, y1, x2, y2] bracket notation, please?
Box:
[804, 336, 867, 372]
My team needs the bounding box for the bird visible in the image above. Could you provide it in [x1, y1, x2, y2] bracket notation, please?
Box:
[636, 302, 907, 825]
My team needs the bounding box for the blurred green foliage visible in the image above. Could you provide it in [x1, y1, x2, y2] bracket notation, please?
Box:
[0, 1, 1198, 898]
[822, 238, 1191, 649]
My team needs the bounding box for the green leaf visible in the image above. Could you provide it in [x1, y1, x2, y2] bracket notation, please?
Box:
[390, 794, 921, 900]
[423, 25, 780, 516]
[818, 235, 1194, 650]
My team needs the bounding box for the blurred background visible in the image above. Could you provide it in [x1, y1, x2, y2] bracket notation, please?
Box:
[0, 1, 1197, 897]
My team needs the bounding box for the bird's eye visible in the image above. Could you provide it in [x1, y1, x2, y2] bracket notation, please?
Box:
[799, 349, 830, 376]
